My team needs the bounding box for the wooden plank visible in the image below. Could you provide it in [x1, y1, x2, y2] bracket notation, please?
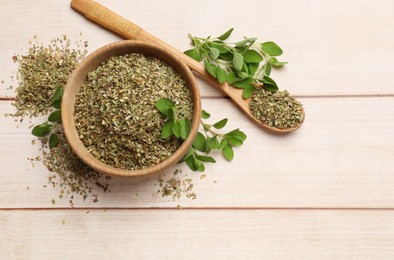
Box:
[1, 97, 393, 208]
[1, 209, 394, 259]
[1, 0, 394, 98]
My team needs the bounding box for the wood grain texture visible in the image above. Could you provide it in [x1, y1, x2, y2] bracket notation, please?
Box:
[2, 209, 394, 259]
[1, 0, 394, 98]
[1, 97, 393, 208]
[1, 0, 394, 258]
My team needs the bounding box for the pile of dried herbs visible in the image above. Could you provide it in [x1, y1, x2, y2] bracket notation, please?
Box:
[74, 53, 193, 170]
[249, 88, 304, 129]
[9, 35, 110, 205]
[14, 35, 87, 117]
[41, 133, 110, 205]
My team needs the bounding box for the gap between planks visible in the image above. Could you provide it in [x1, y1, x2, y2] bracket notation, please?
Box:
[2, 207, 394, 211]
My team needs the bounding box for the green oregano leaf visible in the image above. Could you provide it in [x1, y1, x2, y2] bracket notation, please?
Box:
[242, 63, 249, 76]
[48, 110, 61, 123]
[218, 139, 228, 150]
[234, 131, 247, 142]
[210, 47, 220, 60]
[172, 120, 181, 138]
[261, 41, 283, 56]
[216, 67, 227, 84]
[264, 63, 272, 76]
[235, 39, 248, 47]
[232, 52, 243, 71]
[186, 156, 197, 171]
[201, 110, 211, 119]
[213, 118, 228, 129]
[210, 41, 228, 53]
[236, 71, 249, 79]
[51, 86, 64, 109]
[233, 78, 253, 89]
[166, 108, 175, 120]
[224, 128, 240, 137]
[242, 85, 255, 99]
[205, 62, 218, 78]
[222, 144, 234, 161]
[228, 136, 243, 146]
[262, 76, 279, 91]
[179, 118, 191, 140]
[243, 50, 263, 63]
[184, 48, 202, 61]
[161, 120, 174, 139]
[207, 136, 219, 149]
[180, 148, 194, 163]
[196, 160, 205, 172]
[193, 132, 207, 152]
[248, 63, 259, 75]
[195, 154, 216, 163]
[227, 71, 237, 84]
[49, 133, 59, 149]
[272, 61, 288, 67]
[155, 98, 175, 116]
[217, 28, 234, 41]
[32, 122, 51, 137]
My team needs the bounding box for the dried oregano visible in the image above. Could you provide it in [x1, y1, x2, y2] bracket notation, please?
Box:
[11, 35, 109, 205]
[74, 53, 193, 170]
[249, 88, 304, 129]
[13, 35, 87, 116]
[40, 133, 110, 205]
[157, 169, 196, 200]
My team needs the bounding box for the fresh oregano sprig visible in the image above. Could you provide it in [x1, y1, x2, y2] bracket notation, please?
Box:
[184, 28, 287, 99]
[31, 85, 63, 148]
[155, 98, 247, 172]
[155, 98, 192, 140]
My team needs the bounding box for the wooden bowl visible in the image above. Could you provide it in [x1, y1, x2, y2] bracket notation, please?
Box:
[62, 40, 201, 177]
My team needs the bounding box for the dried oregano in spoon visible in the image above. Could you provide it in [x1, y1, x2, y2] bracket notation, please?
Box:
[185, 28, 304, 130]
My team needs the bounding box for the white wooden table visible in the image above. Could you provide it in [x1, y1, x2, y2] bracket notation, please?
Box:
[1, 0, 394, 258]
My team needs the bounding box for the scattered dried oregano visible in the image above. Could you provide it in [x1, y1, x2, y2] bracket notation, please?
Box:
[11, 35, 109, 205]
[249, 88, 304, 129]
[74, 53, 193, 170]
[157, 169, 196, 200]
[13, 35, 87, 116]
[40, 133, 110, 205]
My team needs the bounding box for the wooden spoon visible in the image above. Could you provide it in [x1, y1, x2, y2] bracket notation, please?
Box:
[71, 0, 305, 133]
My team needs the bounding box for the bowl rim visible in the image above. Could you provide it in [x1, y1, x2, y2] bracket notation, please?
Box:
[62, 40, 201, 177]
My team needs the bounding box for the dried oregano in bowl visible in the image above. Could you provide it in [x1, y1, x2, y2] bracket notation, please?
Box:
[74, 53, 193, 170]
[62, 40, 201, 177]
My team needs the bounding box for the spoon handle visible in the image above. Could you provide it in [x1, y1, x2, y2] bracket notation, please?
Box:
[70, 0, 246, 107]
[71, 0, 304, 133]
